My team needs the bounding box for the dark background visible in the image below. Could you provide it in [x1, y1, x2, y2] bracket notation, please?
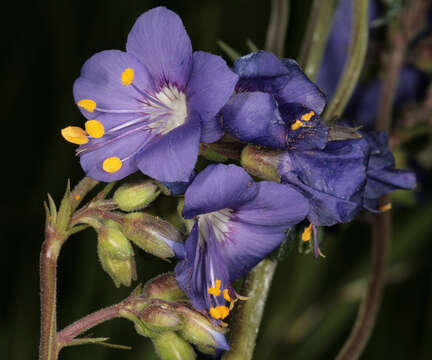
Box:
[2, 1, 432, 359]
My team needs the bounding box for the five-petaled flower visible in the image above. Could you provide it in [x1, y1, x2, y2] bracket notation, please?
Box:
[174, 164, 309, 321]
[62, 7, 237, 182]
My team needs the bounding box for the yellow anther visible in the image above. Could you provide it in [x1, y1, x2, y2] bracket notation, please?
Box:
[223, 289, 231, 302]
[208, 279, 222, 297]
[379, 203, 392, 212]
[302, 223, 313, 242]
[301, 111, 315, 121]
[75, 195, 81, 201]
[85, 120, 105, 138]
[77, 99, 97, 113]
[209, 306, 230, 320]
[121, 68, 134, 86]
[61, 126, 89, 145]
[103, 157, 122, 173]
[291, 119, 303, 130]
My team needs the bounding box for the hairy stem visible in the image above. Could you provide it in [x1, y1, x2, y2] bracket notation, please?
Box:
[39, 227, 65, 360]
[223, 259, 277, 360]
[57, 304, 122, 348]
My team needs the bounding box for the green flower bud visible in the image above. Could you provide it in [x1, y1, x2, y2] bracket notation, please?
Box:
[140, 302, 184, 333]
[113, 180, 160, 212]
[97, 223, 136, 288]
[122, 213, 184, 259]
[152, 331, 196, 360]
[98, 220, 134, 260]
[142, 273, 187, 302]
[119, 309, 158, 338]
[241, 144, 281, 182]
[175, 304, 227, 350]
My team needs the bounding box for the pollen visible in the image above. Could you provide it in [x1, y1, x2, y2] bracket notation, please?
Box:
[103, 157, 122, 173]
[223, 289, 231, 302]
[85, 120, 105, 138]
[302, 223, 313, 242]
[208, 279, 222, 297]
[379, 203, 392, 212]
[121, 68, 134, 86]
[209, 306, 230, 320]
[291, 119, 303, 130]
[61, 126, 89, 145]
[77, 99, 97, 113]
[75, 195, 81, 201]
[301, 111, 315, 121]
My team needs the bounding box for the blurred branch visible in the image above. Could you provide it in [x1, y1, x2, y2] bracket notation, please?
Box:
[324, 0, 369, 123]
[376, 0, 431, 132]
[335, 205, 390, 360]
[265, 0, 290, 57]
[298, 0, 339, 79]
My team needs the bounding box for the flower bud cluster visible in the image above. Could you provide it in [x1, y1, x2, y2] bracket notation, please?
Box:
[120, 274, 228, 359]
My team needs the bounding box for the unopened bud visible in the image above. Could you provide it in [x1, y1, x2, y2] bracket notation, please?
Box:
[140, 302, 184, 333]
[152, 331, 196, 360]
[123, 213, 185, 259]
[142, 273, 187, 302]
[98, 220, 134, 260]
[113, 181, 160, 212]
[175, 304, 229, 352]
[119, 309, 158, 338]
[97, 247, 136, 287]
[241, 144, 281, 182]
[97, 221, 136, 288]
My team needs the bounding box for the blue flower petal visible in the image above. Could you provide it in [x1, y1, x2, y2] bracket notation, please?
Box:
[186, 51, 238, 143]
[182, 164, 258, 219]
[136, 113, 201, 182]
[277, 59, 327, 114]
[126, 7, 193, 89]
[221, 92, 288, 148]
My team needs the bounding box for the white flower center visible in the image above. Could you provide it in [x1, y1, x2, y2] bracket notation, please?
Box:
[147, 85, 188, 135]
[198, 208, 233, 244]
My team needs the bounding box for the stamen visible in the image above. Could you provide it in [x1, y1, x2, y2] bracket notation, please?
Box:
[77, 99, 97, 113]
[302, 223, 313, 242]
[379, 203, 392, 212]
[102, 157, 122, 173]
[208, 279, 222, 297]
[85, 120, 104, 138]
[61, 126, 88, 145]
[209, 306, 230, 320]
[121, 68, 134, 86]
[291, 119, 303, 130]
[301, 111, 315, 121]
[223, 289, 231, 302]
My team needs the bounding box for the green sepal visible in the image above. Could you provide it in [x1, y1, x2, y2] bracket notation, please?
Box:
[56, 180, 72, 233]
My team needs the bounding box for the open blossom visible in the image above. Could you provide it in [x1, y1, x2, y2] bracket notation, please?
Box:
[174, 164, 309, 321]
[62, 7, 237, 182]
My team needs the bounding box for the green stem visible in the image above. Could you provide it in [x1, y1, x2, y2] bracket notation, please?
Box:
[323, 0, 369, 123]
[222, 259, 277, 360]
[265, 0, 290, 57]
[298, 0, 339, 80]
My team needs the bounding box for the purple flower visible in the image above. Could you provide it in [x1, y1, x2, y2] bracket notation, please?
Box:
[278, 139, 369, 227]
[221, 51, 328, 151]
[174, 164, 309, 321]
[62, 7, 237, 182]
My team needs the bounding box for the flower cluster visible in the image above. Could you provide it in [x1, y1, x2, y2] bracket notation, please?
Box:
[62, 6, 417, 354]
